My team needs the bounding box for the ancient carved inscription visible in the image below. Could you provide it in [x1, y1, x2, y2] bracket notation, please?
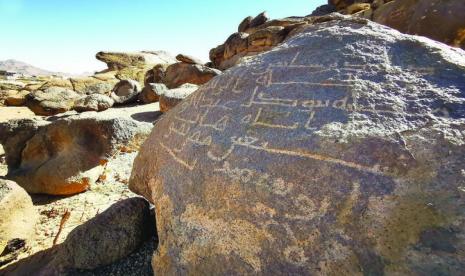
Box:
[162, 50, 390, 176]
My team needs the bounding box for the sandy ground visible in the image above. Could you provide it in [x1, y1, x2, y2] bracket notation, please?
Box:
[0, 104, 161, 274]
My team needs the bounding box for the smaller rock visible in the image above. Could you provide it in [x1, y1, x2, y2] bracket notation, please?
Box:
[73, 94, 114, 112]
[26, 87, 82, 116]
[60, 197, 154, 270]
[157, 83, 199, 113]
[70, 77, 117, 95]
[238, 16, 253, 32]
[175, 54, 203, 65]
[138, 83, 168, 104]
[163, 63, 221, 89]
[110, 79, 141, 104]
[345, 3, 371, 15]
[248, 12, 269, 31]
[5, 90, 29, 106]
[0, 179, 37, 252]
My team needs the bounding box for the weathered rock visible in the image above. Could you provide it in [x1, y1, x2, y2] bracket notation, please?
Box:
[157, 83, 199, 113]
[345, 3, 371, 15]
[0, 110, 152, 195]
[60, 197, 154, 270]
[0, 179, 37, 252]
[248, 12, 269, 32]
[38, 78, 74, 90]
[138, 83, 167, 104]
[130, 18, 465, 275]
[1, 198, 154, 275]
[238, 16, 253, 32]
[152, 64, 170, 84]
[26, 87, 82, 116]
[73, 94, 114, 112]
[4, 90, 29, 106]
[373, 0, 465, 49]
[70, 77, 117, 95]
[96, 51, 177, 71]
[209, 15, 309, 70]
[176, 54, 203, 65]
[163, 63, 221, 89]
[310, 4, 337, 16]
[110, 79, 142, 104]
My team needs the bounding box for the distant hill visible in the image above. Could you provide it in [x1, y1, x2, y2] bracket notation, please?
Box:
[0, 59, 61, 76]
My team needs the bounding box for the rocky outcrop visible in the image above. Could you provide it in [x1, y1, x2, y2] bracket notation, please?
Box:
[0, 109, 152, 195]
[0, 179, 37, 254]
[162, 63, 221, 89]
[110, 79, 142, 105]
[157, 83, 199, 113]
[209, 12, 309, 70]
[73, 94, 114, 112]
[130, 17, 465, 275]
[96, 51, 177, 71]
[26, 87, 82, 116]
[313, 0, 465, 49]
[1, 197, 154, 275]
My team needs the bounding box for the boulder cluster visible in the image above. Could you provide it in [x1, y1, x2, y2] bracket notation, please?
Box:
[1, 51, 221, 115]
[1, 0, 465, 275]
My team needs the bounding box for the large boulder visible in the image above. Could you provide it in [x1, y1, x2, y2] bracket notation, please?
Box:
[163, 63, 221, 89]
[1, 197, 154, 275]
[0, 179, 37, 252]
[110, 79, 142, 104]
[157, 83, 199, 113]
[0, 110, 152, 195]
[73, 94, 114, 112]
[130, 18, 465, 275]
[373, 0, 465, 49]
[96, 51, 177, 71]
[69, 77, 117, 95]
[26, 87, 82, 116]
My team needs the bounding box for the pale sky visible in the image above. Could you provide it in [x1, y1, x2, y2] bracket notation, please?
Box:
[0, 0, 325, 74]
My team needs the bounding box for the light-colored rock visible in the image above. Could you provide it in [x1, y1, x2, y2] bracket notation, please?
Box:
[163, 63, 221, 89]
[70, 77, 117, 95]
[96, 51, 177, 71]
[110, 79, 142, 105]
[73, 94, 114, 112]
[0, 110, 152, 195]
[130, 17, 465, 275]
[0, 179, 37, 251]
[157, 83, 199, 113]
[175, 54, 203, 65]
[26, 87, 82, 116]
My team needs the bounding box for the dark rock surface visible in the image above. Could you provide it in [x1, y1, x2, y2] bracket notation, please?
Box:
[130, 17, 465, 275]
[1, 198, 154, 275]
